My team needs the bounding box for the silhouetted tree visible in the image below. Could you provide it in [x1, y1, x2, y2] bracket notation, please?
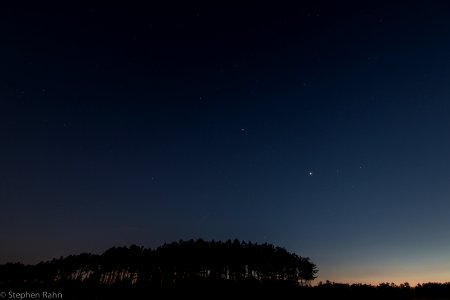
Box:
[0, 239, 317, 288]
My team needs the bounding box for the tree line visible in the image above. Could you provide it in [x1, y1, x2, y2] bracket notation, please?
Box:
[310, 281, 450, 300]
[2, 241, 450, 299]
[0, 239, 317, 287]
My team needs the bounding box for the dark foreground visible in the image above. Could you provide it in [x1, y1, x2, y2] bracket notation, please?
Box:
[2, 281, 450, 300]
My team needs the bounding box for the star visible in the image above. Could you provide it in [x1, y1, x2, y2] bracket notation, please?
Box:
[308, 171, 313, 176]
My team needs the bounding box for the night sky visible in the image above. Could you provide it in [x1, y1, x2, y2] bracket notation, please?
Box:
[2, 1, 450, 285]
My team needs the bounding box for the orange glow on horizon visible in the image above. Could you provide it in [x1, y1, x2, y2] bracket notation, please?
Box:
[319, 271, 450, 287]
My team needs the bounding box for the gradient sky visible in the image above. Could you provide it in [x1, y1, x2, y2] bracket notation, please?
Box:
[2, 1, 450, 285]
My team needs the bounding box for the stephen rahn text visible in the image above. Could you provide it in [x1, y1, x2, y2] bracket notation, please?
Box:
[7, 291, 62, 299]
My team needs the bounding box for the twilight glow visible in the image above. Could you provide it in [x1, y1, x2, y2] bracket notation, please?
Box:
[2, 1, 450, 286]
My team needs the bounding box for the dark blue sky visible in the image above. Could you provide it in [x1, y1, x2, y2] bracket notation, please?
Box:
[2, 1, 450, 284]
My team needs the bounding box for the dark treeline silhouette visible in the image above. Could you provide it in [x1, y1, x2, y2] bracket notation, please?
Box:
[0, 239, 316, 287]
[311, 281, 450, 300]
[2, 240, 450, 299]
